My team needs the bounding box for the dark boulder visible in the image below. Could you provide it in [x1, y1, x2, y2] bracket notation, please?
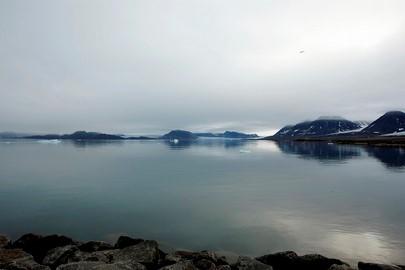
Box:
[194, 258, 216, 270]
[0, 235, 10, 249]
[0, 248, 50, 270]
[299, 254, 347, 270]
[56, 261, 104, 270]
[112, 240, 160, 266]
[256, 251, 299, 270]
[114, 236, 144, 249]
[42, 245, 79, 269]
[79, 241, 114, 252]
[1, 248, 32, 264]
[162, 253, 183, 265]
[174, 250, 228, 265]
[12, 234, 76, 262]
[328, 264, 355, 270]
[65, 249, 116, 264]
[159, 261, 197, 270]
[233, 256, 273, 270]
[56, 261, 146, 270]
[256, 251, 346, 270]
[12, 233, 42, 251]
[94, 261, 146, 270]
[358, 262, 402, 270]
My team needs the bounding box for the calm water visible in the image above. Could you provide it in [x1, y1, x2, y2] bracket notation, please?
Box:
[1, 139, 405, 264]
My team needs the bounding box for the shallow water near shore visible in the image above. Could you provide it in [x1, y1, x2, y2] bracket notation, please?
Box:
[1, 139, 405, 264]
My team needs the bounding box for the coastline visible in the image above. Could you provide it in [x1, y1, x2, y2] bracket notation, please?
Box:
[263, 136, 405, 147]
[1, 233, 404, 270]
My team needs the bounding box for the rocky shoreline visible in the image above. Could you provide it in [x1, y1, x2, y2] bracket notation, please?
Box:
[0, 234, 403, 270]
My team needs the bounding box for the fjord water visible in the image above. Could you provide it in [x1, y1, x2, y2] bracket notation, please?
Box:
[1, 139, 405, 264]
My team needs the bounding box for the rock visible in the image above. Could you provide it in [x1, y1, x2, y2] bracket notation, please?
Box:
[79, 242, 114, 252]
[256, 251, 299, 270]
[112, 241, 160, 266]
[233, 256, 273, 270]
[163, 253, 183, 265]
[12, 234, 76, 262]
[217, 266, 231, 270]
[256, 252, 346, 270]
[56, 261, 105, 270]
[1, 249, 32, 264]
[328, 264, 355, 270]
[194, 259, 216, 270]
[12, 234, 42, 254]
[0, 249, 50, 270]
[0, 235, 10, 249]
[67, 249, 117, 264]
[1, 257, 51, 270]
[92, 261, 147, 270]
[114, 237, 144, 249]
[159, 261, 197, 270]
[42, 245, 79, 268]
[56, 261, 146, 270]
[165, 250, 229, 269]
[299, 254, 347, 270]
[358, 262, 402, 270]
[174, 250, 228, 265]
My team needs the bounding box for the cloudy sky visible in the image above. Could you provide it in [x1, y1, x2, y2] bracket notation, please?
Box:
[1, 0, 404, 135]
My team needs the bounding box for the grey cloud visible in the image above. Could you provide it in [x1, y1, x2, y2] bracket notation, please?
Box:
[1, 0, 405, 135]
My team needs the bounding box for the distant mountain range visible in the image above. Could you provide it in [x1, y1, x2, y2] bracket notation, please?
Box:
[25, 131, 153, 141]
[195, 131, 259, 139]
[2, 111, 404, 144]
[1, 130, 258, 141]
[266, 111, 405, 144]
[0, 132, 34, 139]
[161, 130, 197, 140]
[161, 130, 258, 140]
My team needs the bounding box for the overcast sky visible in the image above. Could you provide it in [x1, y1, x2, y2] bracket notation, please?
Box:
[1, 0, 405, 135]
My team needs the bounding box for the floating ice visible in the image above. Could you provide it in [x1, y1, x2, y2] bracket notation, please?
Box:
[37, 139, 61, 144]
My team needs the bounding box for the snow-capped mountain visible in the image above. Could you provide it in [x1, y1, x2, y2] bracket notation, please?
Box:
[361, 111, 405, 135]
[354, 121, 370, 128]
[272, 117, 361, 139]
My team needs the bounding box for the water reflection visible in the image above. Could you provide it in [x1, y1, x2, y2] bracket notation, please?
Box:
[34, 138, 405, 169]
[1, 138, 405, 263]
[365, 147, 405, 168]
[275, 141, 405, 169]
[275, 141, 361, 164]
[163, 138, 248, 150]
[68, 140, 125, 148]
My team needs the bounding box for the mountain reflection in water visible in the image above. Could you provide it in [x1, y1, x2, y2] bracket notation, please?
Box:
[274, 140, 405, 169]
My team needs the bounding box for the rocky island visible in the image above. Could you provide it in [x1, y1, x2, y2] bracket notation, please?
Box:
[0, 234, 403, 270]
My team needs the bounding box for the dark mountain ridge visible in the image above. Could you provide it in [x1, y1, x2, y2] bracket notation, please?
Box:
[271, 117, 361, 139]
[8, 130, 258, 141]
[161, 130, 197, 140]
[195, 131, 258, 139]
[266, 111, 405, 146]
[26, 131, 125, 140]
[360, 111, 405, 135]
